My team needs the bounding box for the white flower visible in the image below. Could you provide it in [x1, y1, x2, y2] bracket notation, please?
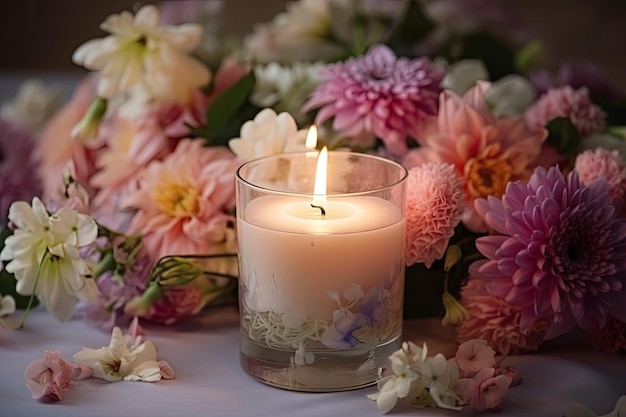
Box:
[0, 79, 62, 131]
[441, 60, 489, 95]
[419, 354, 461, 410]
[228, 108, 308, 161]
[485, 74, 536, 117]
[72, 5, 210, 103]
[0, 293, 15, 317]
[251, 62, 323, 123]
[0, 197, 99, 321]
[73, 327, 163, 382]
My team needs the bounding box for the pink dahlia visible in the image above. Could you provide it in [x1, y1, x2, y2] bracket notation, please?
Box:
[405, 162, 463, 267]
[457, 278, 548, 355]
[122, 139, 239, 261]
[302, 44, 444, 156]
[0, 120, 41, 222]
[470, 166, 626, 339]
[524, 86, 606, 138]
[403, 82, 547, 232]
[575, 147, 626, 206]
[587, 315, 626, 354]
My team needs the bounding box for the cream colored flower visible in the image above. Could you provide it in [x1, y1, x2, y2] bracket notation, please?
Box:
[72, 4, 209, 103]
[0, 79, 62, 131]
[73, 326, 163, 382]
[228, 108, 308, 161]
[0, 197, 99, 321]
[0, 293, 15, 317]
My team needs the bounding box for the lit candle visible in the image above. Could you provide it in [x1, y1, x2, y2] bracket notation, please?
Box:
[237, 147, 405, 321]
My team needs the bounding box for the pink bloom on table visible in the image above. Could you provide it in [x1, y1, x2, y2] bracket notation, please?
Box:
[122, 139, 239, 260]
[36, 75, 99, 202]
[587, 315, 626, 354]
[303, 44, 443, 156]
[575, 147, 626, 207]
[403, 82, 547, 232]
[470, 166, 626, 339]
[405, 162, 463, 267]
[457, 279, 547, 355]
[0, 120, 41, 221]
[456, 367, 512, 411]
[524, 86, 606, 138]
[452, 339, 496, 378]
[24, 350, 73, 401]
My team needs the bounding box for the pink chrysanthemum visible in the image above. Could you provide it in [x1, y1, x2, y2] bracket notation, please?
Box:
[122, 139, 239, 261]
[0, 120, 41, 221]
[403, 82, 547, 232]
[470, 166, 626, 339]
[458, 278, 548, 355]
[405, 162, 463, 267]
[303, 44, 444, 156]
[575, 147, 626, 205]
[587, 315, 626, 354]
[524, 86, 606, 137]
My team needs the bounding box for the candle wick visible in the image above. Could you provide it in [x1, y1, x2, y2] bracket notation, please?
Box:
[311, 203, 326, 216]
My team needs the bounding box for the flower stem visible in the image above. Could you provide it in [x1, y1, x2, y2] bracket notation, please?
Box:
[18, 253, 46, 329]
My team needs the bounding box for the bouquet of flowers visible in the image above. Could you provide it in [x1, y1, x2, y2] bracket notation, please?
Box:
[2, 0, 626, 412]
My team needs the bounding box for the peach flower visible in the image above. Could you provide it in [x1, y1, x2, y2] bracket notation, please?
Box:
[122, 139, 239, 260]
[24, 350, 73, 401]
[456, 367, 512, 411]
[575, 147, 626, 205]
[402, 82, 546, 232]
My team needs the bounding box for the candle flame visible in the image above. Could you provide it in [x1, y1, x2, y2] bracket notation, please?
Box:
[305, 125, 317, 150]
[313, 146, 328, 209]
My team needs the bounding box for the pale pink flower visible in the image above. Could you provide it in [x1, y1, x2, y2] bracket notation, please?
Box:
[456, 367, 512, 411]
[70, 363, 94, 380]
[24, 350, 73, 401]
[403, 82, 547, 232]
[37, 75, 99, 202]
[206, 57, 251, 106]
[452, 339, 496, 378]
[575, 148, 626, 206]
[457, 278, 548, 355]
[525, 86, 606, 138]
[303, 44, 443, 156]
[122, 139, 239, 260]
[404, 162, 463, 267]
[145, 286, 203, 325]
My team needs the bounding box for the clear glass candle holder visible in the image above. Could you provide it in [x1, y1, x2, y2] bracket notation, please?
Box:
[236, 151, 408, 392]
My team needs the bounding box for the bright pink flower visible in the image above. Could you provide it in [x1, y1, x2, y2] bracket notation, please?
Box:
[403, 82, 546, 232]
[457, 279, 547, 355]
[36, 75, 99, 202]
[525, 86, 606, 137]
[405, 162, 463, 267]
[587, 315, 626, 354]
[470, 166, 626, 339]
[575, 147, 626, 206]
[456, 367, 512, 411]
[122, 139, 239, 260]
[24, 350, 73, 401]
[303, 44, 443, 156]
[0, 120, 41, 221]
[453, 339, 496, 378]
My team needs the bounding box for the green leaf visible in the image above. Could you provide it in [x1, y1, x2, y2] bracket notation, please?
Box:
[515, 40, 543, 74]
[545, 117, 581, 157]
[193, 71, 256, 144]
[388, 0, 434, 50]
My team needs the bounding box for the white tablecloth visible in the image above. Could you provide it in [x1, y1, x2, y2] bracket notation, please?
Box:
[1, 307, 625, 417]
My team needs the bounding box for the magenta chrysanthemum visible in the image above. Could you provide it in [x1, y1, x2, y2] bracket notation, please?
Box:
[470, 166, 626, 339]
[524, 86, 606, 137]
[405, 162, 463, 267]
[303, 44, 444, 156]
[0, 120, 41, 222]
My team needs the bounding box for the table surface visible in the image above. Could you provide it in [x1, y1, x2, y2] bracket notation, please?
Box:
[1, 307, 625, 417]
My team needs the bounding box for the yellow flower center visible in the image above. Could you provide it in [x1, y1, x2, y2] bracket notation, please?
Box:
[152, 182, 200, 217]
[466, 156, 512, 198]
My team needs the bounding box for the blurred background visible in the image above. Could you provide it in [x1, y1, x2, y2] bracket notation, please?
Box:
[0, 0, 625, 89]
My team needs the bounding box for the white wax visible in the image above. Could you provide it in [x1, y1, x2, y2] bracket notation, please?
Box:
[238, 195, 405, 320]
